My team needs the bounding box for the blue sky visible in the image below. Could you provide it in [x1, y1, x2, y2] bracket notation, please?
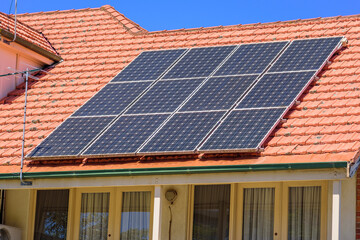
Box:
[1, 0, 360, 31]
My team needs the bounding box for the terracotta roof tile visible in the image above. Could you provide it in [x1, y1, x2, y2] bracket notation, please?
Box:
[0, 6, 359, 171]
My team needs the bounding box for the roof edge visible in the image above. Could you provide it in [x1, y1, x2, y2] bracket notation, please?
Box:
[0, 161, 348, 180]
[0, 28, 62, 62]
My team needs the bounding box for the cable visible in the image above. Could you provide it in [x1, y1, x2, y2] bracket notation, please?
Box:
[8, 0, 14, 15]
[168, 204, 172, 240]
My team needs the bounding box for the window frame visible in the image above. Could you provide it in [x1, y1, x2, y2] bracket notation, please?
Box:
[281, 181, 328, 240]
[188, 183, 235, 240]
[236, 182, 282, 240]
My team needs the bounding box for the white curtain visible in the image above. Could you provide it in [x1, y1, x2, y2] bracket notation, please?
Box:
[79, 192, 109, 240]
[120, 191, 151, 240]
[192, 185, 230, 240]
[288, 186, 321, 240]
[242, 188, 274, 240]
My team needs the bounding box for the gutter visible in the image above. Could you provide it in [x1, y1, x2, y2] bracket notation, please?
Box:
[0, 28, 62, 62]
[0, 161, 347, 180]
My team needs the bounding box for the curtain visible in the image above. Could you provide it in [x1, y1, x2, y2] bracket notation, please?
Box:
[242, 188, 274, 240]
[120, 191, 151, 240]
[79, 192, 109, 240]
[192, 185, 230, 240]
[288, 186, 321, 240]
[34, 189, 69, 240]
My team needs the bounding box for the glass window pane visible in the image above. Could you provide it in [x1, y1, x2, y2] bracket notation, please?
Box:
[34, 189, 69, 240]
[120, 191, 151, 240]
[288, 186, 321, 240]
[79, 192, 110, 240]
[192, 185, 230, 240]
[243, 188, 274, 240]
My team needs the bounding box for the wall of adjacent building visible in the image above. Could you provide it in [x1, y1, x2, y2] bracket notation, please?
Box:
[0, 36, 53, 100]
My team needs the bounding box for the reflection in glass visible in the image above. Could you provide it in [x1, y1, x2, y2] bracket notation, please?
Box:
[192, 185, 230, 240]
[243, 188, 274, 240]
[120, 191, 151, 240]
[34, 190, 69, 240]
[79, 192, 109, 240]
[288, 186, 321, 240]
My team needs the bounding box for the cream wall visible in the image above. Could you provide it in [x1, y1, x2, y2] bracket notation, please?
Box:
[4, 189, 32, 240]
[160, 185, 189, 240]
[0, 36, 54, 100]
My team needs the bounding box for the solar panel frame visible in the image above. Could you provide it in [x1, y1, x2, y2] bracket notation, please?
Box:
[82, 114, 171, 157]
[161, 45, 237, 80]
[125, 78, 205, 114]
[235, 71, 317, 109]
[138, 111, 227, 155]
[26, 116, 115, 160]
[110, 48, 188, 82]
[213, 41, 289, 76]
[268, 36, 344, 73]
[198, 107, 287, 152]
[72, 81, 153, 117]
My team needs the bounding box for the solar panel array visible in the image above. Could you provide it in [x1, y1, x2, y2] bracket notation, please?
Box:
[27, 37, 344, 159]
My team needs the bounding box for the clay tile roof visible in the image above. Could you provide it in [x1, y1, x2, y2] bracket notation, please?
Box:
[0, 6, 360, 173]
[0, 12, 59, 59]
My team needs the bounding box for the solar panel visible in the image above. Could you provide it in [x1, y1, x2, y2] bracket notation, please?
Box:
[236, 71, 316, 109]
[199, 108, 286, 151]
[162, 46, 236, 79]
[269, 37, 343, 72]
[214, 41, 288, 76]
[83, 114, 169, 156]
[111, 49, 186, 82]
[139, 111, 225, 153]
[27, 37, 344, 159]
[125, 79, 204, 114]
[180, 75, 259, 112]
[27, 117, 114, 158]
[73, 82, 151, 116]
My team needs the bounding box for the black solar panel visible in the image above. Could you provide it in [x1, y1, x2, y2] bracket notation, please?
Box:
[111, 49, 186, 82]
[139, 111, 225, 153]
[72, 82, 151, 116]
[162, 46, 236, 79]
[27, 117, 114, 158]
[83, 114, 169, 155]
[180, 75, 258, 112]
[269, 37, 342, 72]
[214, 41, 288, 76]
[199, 108, 286, 151]
[236, 71, 316, 109]
[126, 79, 204, 114]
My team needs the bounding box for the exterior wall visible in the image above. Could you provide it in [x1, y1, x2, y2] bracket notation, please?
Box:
[160, 185, 189, 240]
[0, 36, 53, 100]
[1, 174, 357, 240]
[327, 178, 356, 240]
[4, 189, 33, 240]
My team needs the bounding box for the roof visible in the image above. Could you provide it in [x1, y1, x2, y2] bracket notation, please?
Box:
[0, 5, 360, 175]
[0, 12, 60, 61]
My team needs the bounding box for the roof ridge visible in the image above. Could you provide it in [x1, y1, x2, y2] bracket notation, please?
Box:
[100, 5, 147, 35]
[147, 13, 360, 35]
[17, 6, 97, 16]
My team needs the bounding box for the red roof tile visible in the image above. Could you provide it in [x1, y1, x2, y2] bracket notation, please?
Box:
[0, 12, 58, 56]
[0, 6, 359, 173]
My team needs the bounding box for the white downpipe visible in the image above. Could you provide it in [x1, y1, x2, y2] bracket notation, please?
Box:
[332, 180, 341, 240]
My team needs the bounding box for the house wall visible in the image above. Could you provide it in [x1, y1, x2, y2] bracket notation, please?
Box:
[1, 175, 357, 240]
[4, 189, 33, 240]
[0, 36, 53, 100]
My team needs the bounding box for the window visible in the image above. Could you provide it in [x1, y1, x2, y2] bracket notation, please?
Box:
[287, 186, 321, 240]
[192, 184, 230, 240]
[242, 188, 275, 239]
[79, 192, 110, 240]
[34, 189, 69, 240]
[120, 191, 151, 240]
